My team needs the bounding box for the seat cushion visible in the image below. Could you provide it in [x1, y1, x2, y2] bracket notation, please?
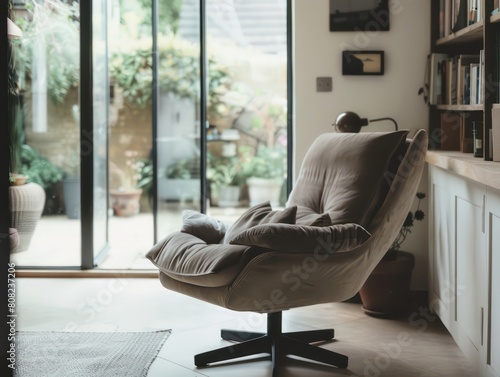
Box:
[230, 223, 370, 253]
[181, 210, 227, 244]
[223, 201, 297, 243]
[146, 231, 261, 287]
[287, 131, 409, 227]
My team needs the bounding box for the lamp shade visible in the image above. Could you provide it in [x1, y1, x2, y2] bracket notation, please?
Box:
[334, 111, 368, 133]
[8, 17, 22, 39]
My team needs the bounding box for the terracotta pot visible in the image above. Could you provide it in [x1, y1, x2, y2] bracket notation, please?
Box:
[110, 189, 143, 217]
[359, 251, 415, 317]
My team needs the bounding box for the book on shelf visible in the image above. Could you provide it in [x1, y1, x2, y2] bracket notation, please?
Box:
[467, 0, 481, 25]
[452, 0, 468, 32]
[438, 0, 482, 38]
[448, 57, 458, 105]
[430, 53, 449, 105]
[428, 52, 482, 106]
[439, 0, 452, 37]
[478, 50, 484, 104]
[456, 54, 480, 104]
[492, 107, 500, 161]
[469, 63, 479, 105]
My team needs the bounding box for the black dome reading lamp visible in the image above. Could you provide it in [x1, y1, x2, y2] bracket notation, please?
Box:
[333, 111, 399, 133]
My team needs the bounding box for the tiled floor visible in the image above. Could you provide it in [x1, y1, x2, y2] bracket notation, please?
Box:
[16, 278, 477, 376]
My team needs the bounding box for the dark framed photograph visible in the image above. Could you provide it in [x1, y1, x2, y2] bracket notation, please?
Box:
[342, 50, 385, 76]
[330, 0, 390, 32]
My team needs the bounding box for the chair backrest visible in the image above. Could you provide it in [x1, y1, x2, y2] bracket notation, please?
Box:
[288, 130, 411, 228]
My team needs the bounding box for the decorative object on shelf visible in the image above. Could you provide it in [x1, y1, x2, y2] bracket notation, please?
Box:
[333, 111, 398, 133]
[329, 0, 390, 32]
[9, 183, 46, 252]
[342, 50, 384, 76]
[359, 192, 426, 317]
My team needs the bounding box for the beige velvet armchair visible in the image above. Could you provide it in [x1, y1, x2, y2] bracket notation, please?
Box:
[147, 129, 428, 375]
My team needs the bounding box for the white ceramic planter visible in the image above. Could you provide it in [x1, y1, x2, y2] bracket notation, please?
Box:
[247, 177, 283, 207]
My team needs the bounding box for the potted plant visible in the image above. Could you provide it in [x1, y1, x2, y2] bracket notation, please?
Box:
[109, 150, 144, 217]
[207, 156, 242, 207]
[8, 10, 46, 252]
[241, 146, 286, 207]
[19, 145, 63, 215]
[158, 157, 200, 202]
[359, 192, 426, 316]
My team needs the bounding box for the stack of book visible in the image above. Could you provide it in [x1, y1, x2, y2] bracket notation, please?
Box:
[438, 0, 483, 38]
[429, 52, 483, 106]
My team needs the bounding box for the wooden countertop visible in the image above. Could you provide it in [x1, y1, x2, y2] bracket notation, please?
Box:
[426, 150, 500, 191]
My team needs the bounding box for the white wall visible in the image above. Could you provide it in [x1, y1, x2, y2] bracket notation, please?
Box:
[293, 0, 430, 290]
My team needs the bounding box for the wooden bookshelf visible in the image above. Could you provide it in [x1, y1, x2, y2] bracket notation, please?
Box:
[435, 104, 484, 111]
[436, 20, 484, 45]
[429, 0, 496, 161]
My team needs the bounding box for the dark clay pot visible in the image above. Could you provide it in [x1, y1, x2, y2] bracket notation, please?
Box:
[359, 251, 415, 317]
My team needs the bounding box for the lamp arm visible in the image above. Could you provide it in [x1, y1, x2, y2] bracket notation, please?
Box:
[368, 117, 399, 131]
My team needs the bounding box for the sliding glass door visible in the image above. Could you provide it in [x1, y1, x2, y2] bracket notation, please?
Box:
[8, 0, 291, 270]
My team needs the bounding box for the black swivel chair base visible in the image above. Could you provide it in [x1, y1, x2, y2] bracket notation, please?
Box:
[194, 311, 348, 376]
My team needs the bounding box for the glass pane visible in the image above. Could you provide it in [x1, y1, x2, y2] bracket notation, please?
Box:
[104, 0, 155, 269]
[10, 0, 81, 267]
[155, 0, 202, 241]
[92, 0, 108, 261]
[205, 0, 288, 221]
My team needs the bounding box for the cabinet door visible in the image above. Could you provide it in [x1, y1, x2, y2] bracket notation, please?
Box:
[455, 185, 485, 355]
[486, 189, 500, 377]
[429, 166, 456, 329]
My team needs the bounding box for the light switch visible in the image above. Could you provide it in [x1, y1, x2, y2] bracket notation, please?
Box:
[316, 77, 332, 92]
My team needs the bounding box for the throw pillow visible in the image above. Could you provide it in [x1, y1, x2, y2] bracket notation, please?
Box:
[181, 210, 227, 244]
[223, 201, 297, 244]
[230, 223, 370, 253]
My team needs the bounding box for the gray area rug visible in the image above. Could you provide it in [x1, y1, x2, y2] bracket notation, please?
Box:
[14, 330, 171, 377]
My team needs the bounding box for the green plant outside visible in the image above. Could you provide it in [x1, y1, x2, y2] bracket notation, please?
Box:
[240, 146, 286, 181]
[20, 145, 63, 190]
[13, 0, 80, 104]
[110, 36, 232, 117]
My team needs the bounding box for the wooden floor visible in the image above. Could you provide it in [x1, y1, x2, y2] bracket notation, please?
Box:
[16, 278, 477, 376]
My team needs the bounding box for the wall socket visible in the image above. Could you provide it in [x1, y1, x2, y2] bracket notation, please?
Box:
[316, 77, 332, 92]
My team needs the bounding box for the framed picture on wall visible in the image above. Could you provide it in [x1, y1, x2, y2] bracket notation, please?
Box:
[342, 51, 385, 76]
[330, 0, 390, 32]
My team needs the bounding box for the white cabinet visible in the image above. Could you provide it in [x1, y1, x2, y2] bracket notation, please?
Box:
[429, 166, 486, 370]
[485, 191, 500, 377]
[429, 164, 498, 375]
